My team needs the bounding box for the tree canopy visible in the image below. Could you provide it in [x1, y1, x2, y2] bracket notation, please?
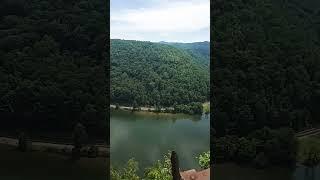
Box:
[160, 41, 210, 68]
[0, 0, 108, 141]
[212, 0, 320, 166]
[111, 39, 209, 113]
[212, 0, 320, 137]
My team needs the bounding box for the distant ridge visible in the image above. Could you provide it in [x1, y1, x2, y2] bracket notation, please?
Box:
[158, 41, 210, 67]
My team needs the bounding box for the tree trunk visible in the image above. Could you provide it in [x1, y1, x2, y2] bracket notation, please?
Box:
[171, 151, 181, 180]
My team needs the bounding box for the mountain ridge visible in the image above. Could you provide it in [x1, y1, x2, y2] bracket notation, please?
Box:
[111, 39, 209, 112]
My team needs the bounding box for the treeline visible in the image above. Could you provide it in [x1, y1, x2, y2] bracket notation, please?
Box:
[173, 102, 203, 115]
[111, 39, 209, 114]
[212, 0, 320, 166]
[0, 0, 108, 140]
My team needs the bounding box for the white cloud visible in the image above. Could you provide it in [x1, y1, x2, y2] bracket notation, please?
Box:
[111, 1, 210, 42]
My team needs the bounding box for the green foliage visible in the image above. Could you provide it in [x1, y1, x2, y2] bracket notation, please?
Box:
[111, 158, 140, 180]
[213, 128, 297, 167]
[212, 0, 320, 167]
[111, 39, 209, 114]
[0, 0, 108, 139]
[197, 151, 210, 169]
[202, 102, 210, 114]
[160, 41, 210, 68]
[144, 152, 172, 180]
[111, 151, 211, 180]
[174, 102, 203, 115]
[111, 152, 173, 180]
[212, 0, 320, 137]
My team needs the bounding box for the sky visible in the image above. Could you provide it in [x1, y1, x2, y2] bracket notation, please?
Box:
[110, 0, 210, 43]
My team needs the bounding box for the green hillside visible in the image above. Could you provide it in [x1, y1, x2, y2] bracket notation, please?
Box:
[160, 41, 210, 68]
[111, 39, 209, 113]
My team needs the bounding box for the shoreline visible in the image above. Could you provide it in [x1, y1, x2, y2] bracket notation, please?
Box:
[0, 136, 109, 157]
[110, 102, 210, 115]
[110, 104, 174, 112]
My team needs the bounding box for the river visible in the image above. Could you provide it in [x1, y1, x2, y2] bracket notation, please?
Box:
[110, 110, 210, 171]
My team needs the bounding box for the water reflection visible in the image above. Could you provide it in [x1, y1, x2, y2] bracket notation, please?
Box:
[110, 110, 209, 171]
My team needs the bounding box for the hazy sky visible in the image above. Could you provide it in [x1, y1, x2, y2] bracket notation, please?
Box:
[111, 0, 210, 43]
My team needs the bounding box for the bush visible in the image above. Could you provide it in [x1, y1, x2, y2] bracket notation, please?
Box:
[111, 151, 210, 180]
[111, 158, 140, 180]
[145, 152, 172, 180]
[197, 151, 210, 169]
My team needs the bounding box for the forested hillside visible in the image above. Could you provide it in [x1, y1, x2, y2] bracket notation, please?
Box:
[111, 39, 209, 114]
[0, 0, 108, 140]
[160, 41, 210, 67]
[212, 0, 320, 166]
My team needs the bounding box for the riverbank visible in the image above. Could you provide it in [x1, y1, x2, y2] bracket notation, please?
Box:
[110, 102, 210, 115]
[110, 104, 174, 112]
[0, 136, 109, 157]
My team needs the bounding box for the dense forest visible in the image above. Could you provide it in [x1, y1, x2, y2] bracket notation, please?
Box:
[0, 0, 108, 141]
[111, 39, 209, 114]
[212, 0, 320, 167]
[160, 41, 210, 68]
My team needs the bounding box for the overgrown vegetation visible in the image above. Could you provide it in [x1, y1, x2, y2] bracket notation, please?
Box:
[197, 151, 210, 169]
[111, 158, 140, 180]
[111, 151, 209, 180]
[202, 102, 210, 114]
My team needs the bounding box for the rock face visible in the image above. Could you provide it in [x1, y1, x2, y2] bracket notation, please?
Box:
[180, 168, 210, 180]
